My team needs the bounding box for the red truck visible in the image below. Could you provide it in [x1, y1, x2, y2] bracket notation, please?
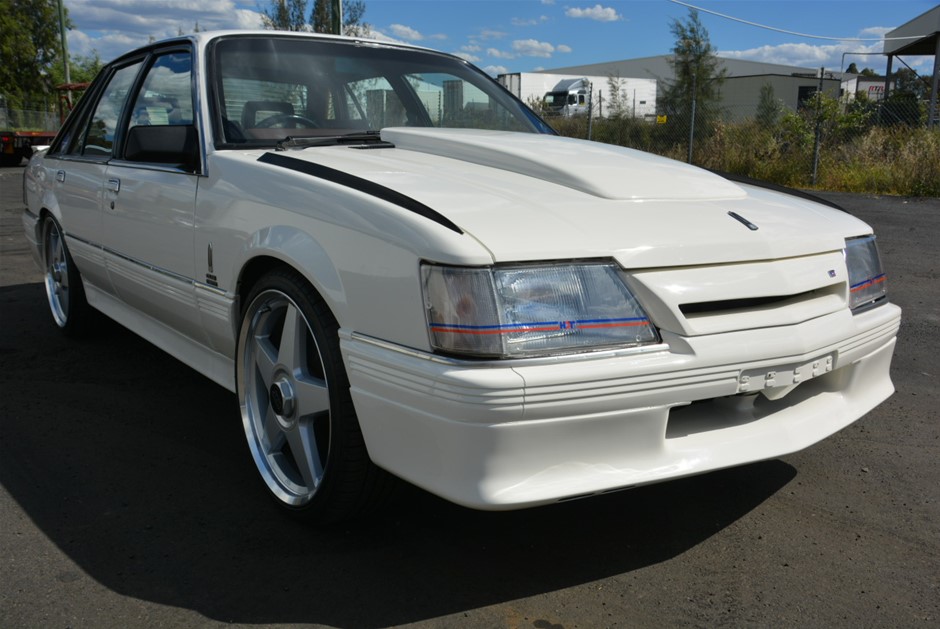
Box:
[1, 84, 88, 166]
[0, 130, 57, 166]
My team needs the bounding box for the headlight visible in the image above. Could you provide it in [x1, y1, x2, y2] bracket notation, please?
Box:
[422, 262, 659, 358]
[845, 235, 887, 312]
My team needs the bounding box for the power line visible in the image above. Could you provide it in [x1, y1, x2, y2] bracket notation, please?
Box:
[667, 0, 926, 42]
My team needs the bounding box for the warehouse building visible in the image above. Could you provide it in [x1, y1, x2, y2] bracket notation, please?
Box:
[540, 56, 841, 120]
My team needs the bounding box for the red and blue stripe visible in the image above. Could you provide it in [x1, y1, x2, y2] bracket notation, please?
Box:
[429, 317, 650, 335]
[850, 273, 886, 293]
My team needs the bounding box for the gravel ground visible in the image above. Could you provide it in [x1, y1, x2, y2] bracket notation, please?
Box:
[1, 165, 937, 628]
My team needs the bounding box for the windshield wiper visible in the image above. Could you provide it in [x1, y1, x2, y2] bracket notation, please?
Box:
[276, 131, 393, 151]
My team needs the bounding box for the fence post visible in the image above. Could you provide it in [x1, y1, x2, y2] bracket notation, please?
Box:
[811, 67, 824, 186]
[930, 36, 940, 128]
[587, 81, 594, 141]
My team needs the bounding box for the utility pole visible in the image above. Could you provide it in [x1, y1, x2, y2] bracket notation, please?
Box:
[331, 0, 343, 35]
[687, 72, 696, 164]
[57, 0, 70, 84]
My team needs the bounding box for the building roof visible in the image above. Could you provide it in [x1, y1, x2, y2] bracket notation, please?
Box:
[883, 5, 940, 56]
[540, 55, 824, 83]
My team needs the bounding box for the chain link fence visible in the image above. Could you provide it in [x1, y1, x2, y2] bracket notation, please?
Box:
[0, 109, 60, 131]
[549, 97, 940, 197]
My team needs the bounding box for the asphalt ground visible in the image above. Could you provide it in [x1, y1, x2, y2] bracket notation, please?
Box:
[1, 165, 938, 628]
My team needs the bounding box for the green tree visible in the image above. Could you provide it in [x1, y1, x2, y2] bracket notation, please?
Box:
[860, 67, 878, 77]
[658, 9, 726, 143]
[311, 0, 369, 35]
[261, 0, 369, 35]
[846, 62, 859, 74]
[261, 0, 309, 31]
[893, 67, 931, 101]
[47, 52, 103, 86]
[0, 0, 66, 111]
[606, 74, 628, 118]
[756, 82, 783, 127]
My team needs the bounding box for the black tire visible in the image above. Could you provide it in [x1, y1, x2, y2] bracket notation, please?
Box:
[41, 215, 91, 336]
[236, 267, 395, 523]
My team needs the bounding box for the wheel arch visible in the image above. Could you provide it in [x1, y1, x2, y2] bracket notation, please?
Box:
[36, 207, 61, 258]
[234, 228, 347, 330]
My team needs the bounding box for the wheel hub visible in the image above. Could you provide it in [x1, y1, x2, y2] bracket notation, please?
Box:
[270, 378, 295, 420]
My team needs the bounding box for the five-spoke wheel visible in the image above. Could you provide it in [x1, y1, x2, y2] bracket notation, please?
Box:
[42, 215, 89, 334]
[236, 268, 393, 522]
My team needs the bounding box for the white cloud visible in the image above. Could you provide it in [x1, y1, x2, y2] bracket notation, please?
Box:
[476, 29, 507, 41]
[720, 41, 886, 72]
[454, 52, 481, 63]
[487, 47, 517, 60]
[483, 65, 510, 77]
[390, 24, 424, 41]
[512, 39, 556, 58]
[859, 26, 893, 38]
[462, 44, 482, 53]
[565, 4, 622, 22]
[556, 44, 572, 53]
[64, 0, 264, 61]
[512, 16, 549, 27]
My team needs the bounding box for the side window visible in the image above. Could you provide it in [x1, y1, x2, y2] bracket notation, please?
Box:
[78, 61, 143, 157]
[128, 52, 193, 131]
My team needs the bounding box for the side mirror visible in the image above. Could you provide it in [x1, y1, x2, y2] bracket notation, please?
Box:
[124, 124, 198, 171]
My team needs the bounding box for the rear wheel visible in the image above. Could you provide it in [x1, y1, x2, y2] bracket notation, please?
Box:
[42, 215, 90, 335]
[236, 268, 394, 523]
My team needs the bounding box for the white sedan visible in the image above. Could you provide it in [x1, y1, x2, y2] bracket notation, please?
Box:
[23, 31, 901, 523]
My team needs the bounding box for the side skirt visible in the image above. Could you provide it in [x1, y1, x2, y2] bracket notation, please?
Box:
[84, 282, 236, 392]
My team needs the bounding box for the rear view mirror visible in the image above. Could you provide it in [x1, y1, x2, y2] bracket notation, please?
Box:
[124, 124, 198, 171]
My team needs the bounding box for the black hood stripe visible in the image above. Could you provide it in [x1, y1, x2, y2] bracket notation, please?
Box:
[710, 169, 847, 212]
[259, 152, 463, 234]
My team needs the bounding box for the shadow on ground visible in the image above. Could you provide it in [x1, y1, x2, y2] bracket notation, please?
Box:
[0, 283, 795, 627]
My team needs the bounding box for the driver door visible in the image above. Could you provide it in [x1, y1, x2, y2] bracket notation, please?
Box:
[99, 49, 203, 341]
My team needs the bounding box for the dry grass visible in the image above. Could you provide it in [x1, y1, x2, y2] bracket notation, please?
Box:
[551, 115, 940, 197]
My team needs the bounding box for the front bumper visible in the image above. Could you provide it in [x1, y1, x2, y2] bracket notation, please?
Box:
[340, 303, 901, 510]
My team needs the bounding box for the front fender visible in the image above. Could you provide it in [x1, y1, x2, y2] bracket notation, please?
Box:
[242, 225, 345, 307]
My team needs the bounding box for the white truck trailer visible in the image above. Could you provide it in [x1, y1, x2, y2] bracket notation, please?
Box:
[497, 72, 657, 119]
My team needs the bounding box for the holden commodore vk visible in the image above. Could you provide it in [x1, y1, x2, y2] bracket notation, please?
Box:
[22, 31, 901, 523]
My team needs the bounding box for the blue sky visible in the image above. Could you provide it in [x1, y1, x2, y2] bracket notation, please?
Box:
[65, 0, 939, 76]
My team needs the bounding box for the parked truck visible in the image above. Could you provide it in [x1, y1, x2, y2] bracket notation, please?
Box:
[497, 72, 657, 119]
[0, 84, 87, 167]
[0, 97, 55, 167]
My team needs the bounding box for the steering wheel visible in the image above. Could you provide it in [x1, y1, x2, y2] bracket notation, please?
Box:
[255, 113, 320, 129]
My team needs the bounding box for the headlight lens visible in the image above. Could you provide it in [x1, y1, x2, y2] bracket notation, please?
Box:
[422, 262, 659, 358]
[845, 235, 887, 312]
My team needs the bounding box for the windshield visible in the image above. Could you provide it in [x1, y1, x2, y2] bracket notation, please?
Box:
[210, 36, 551, 147]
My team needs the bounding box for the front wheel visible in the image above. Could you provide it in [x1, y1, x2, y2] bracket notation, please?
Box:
[42, 215, 91, 335]
[236, 268, 394, 523]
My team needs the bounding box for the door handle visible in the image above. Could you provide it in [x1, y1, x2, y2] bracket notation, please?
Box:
[56, 170, 66, 183]
[106, 178, 121, 193]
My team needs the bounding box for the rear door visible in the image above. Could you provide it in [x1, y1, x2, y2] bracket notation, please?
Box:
[43, 59, 145, 294]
